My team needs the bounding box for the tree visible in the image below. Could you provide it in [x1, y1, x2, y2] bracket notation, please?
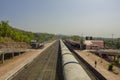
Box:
[71, 35, 80, 41]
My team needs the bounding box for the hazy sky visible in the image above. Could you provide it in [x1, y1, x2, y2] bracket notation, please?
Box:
[0, 0, 120, 38]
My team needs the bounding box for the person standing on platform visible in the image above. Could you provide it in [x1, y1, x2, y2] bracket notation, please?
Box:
[95, 60, 97, 68]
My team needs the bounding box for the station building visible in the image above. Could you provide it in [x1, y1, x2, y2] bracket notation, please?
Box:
[84, 40, 104, 50]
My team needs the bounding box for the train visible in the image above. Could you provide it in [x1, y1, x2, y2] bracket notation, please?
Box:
[60, 40, 91, 80]
[30, 40, 44, 49]
[65, 39, 86, 50]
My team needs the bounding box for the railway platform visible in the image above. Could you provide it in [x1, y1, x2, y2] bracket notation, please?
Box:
[0, 40, 56, 80]
[75, 50, 120, 80]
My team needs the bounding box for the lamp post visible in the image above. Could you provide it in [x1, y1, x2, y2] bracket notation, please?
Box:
[80, 33, 84, 50]
[112, 34, 114, 44]
[79, 36, 81, 50]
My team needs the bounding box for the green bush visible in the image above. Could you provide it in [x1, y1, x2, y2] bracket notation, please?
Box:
[108, 63, 113, 71]
[114, 58, 119, 65]
[0, 37, 10, 42]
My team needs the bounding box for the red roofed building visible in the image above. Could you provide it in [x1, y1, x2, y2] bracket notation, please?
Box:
[84, 40, 104, 50]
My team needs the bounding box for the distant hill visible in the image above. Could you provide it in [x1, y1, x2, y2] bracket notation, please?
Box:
[1, 21, 120, 49]
[0, 21, 55, 43]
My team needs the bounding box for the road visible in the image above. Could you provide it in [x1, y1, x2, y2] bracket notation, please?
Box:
[11, 41, 59, 80]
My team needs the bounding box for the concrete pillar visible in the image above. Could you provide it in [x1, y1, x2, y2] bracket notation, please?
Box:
[18, 50, 21, 55]
[12, 52, 14, 58]
[2, 53, 4, 63]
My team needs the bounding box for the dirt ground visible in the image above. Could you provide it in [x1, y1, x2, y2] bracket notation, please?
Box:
[0, 40, 56, 80]
[75, 50, 120, 80]
[0, 42, 31, 49]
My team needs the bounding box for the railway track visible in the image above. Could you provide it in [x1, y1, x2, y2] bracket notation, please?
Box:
[11, 40, 60, 80]
[8, 40, 107, 80]
[64, 41, 107, 80]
